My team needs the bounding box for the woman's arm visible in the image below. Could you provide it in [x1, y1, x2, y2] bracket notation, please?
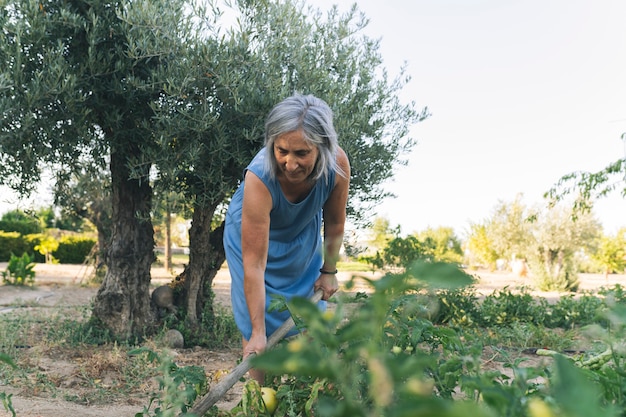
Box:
[240, 170, 272, 355]
[316, 147, 351, 300]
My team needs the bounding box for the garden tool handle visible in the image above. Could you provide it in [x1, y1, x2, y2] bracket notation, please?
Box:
[185, 289, 324, 417]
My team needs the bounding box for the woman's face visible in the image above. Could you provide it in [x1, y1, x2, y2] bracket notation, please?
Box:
[273, 130, 319, 184]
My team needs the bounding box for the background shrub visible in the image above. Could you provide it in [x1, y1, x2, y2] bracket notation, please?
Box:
[0, 231, 29, 262]
[0, 210, 42, 235]
[22, 234, 45, 263]
[53, 236, 96, 264]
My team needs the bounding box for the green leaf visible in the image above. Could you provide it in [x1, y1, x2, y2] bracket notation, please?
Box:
[408, 261, 474, 290]
[552, 355, 618, 417]
[0, 353, 16, 368]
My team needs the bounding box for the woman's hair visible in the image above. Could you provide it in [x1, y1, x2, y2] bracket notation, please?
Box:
[264, 93, 343, 183]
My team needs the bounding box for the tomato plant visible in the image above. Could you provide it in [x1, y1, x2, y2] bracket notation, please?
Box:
[207, 261, 626, 417]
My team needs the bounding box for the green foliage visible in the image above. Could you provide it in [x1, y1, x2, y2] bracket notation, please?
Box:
[465, 195, 604, 291]
[478, 289, 544, 327]
[0, 210, 43, 235]
[227, 380, 274, 417]
[240, 264, 491, 417]
[218, 267, 626, 417]
[487, 194, 535, 262]
[465, 223, 499, 269]
[0, 231, 28, 262]
[53, 235, 97, 264]
[363, 226, 464, 270]
[528, 205, 600, 291]
[0, 354, 16, 417]
[0, 391, 15, 417]
[132, 348, 207, 417]
[363, 234, 424, 269]
[365, 217, 397, 253]
[165, 297, 240, 349]
[34, 235, 60, 264]
[1, 252, 36, 286]
[433, 286, 480, 327]
[416, 226, 464, 264]
[547, 293, 605, 329]
[1, 232, 95, 264]
[434, 286, 606, 330]
[591, 229, 626, 276]
[545, 133, 625, 216]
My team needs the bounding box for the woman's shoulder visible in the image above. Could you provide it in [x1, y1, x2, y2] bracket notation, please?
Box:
[334, 146, 351, 181]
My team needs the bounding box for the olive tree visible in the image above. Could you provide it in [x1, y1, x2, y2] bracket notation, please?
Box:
[591, 228, 626, 279]
[0, 0, 198, 338]
[147, 0, 427, 325]
[528, 206, 600, 291]
[465, 195, 534, 269]
[465, 195, 602, 290]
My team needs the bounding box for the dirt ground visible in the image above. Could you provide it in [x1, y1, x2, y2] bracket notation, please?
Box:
[0, 263, 624, 417]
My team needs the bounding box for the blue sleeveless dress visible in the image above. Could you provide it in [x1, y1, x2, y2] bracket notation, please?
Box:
[223, 148, 335, 340]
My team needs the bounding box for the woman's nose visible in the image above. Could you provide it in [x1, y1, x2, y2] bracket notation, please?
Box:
[285, 155, 298, 171]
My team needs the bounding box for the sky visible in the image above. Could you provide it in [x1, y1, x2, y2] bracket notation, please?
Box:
[2, 0, 625, 238]
[309, 0, 626, 237]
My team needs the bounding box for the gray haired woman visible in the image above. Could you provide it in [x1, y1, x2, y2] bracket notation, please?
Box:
[223, 93, 351, 382]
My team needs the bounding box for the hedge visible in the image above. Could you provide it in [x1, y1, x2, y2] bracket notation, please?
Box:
[53, 236, 96, 264]
[0, 231, 29, 262]
[0, 232, 96, 264]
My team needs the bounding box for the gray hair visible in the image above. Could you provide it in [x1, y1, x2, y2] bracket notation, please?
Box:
[264, 94, 342, 183]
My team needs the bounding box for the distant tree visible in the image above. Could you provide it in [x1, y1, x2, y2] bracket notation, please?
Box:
[366, 217, 398, 253]
[151, 190, 189, 271]
[468, 195, 602, 290]
[465, 222, 499, 269]
[528, 205, 601, 291]
[416, 226, 463, 264]
[54, 165, 112, 269]
[487, 194, 535, 262]
[34, 206, 56, 229]
[591, 228, 626, 278]
[0, 210, 42, 235]
[364, 234, 423, 270]
[363, 226, 462, 270]
[464, 195, 535, 270]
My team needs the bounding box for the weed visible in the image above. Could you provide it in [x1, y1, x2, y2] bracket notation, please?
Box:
[0, 353, 16, 417]
[132, 347, 207, 417]
[1, 253, 36, 286]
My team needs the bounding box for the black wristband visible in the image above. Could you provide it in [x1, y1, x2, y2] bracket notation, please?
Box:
[320, 268, 338, 275]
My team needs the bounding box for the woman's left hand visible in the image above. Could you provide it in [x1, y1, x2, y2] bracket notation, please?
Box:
[314, 273, 339, 301]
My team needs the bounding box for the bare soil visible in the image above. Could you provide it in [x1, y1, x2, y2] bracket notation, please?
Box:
[0, 263, 624, 417]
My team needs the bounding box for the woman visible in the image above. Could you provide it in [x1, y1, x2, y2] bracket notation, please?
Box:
[223, 93, 350, 382]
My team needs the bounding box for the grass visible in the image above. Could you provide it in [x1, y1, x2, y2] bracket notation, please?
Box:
[337, 260, 373, 273]
[0, 302, 240, 410]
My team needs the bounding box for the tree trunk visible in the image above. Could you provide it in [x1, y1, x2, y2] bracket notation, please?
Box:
[164, 206, 172, 271]
[92, 148, 156, 339]
[182, 205, 226, 325]
[92, 201, 112, 270]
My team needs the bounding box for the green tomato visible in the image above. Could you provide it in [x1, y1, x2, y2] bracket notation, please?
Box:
[261, 387, 278, 415]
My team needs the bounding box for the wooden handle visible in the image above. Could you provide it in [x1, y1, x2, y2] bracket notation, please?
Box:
[185, 289, 324, 416]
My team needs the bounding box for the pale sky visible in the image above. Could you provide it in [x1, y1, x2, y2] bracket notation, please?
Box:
[310, 0, 626, 236]
[2, 0, 625, 238]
